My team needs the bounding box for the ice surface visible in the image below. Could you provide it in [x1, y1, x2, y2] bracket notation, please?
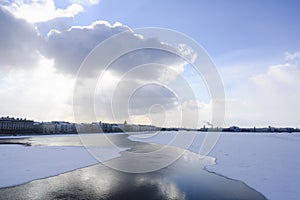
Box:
[129, 131, 300, 200]
[0, 134, 128, 188]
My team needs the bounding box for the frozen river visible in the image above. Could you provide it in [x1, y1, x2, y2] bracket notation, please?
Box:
[0, 133, 265, 199]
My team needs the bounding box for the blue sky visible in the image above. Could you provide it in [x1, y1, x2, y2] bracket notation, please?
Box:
[1, 0, 300, 127]
[66, 0, 300, 56]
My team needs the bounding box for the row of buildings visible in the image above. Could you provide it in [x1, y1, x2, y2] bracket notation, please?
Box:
[2, 116, 299, 135]
[0, 117, 77, 135]
[221, 126, 299, 133]
[73, 121, 158, 133]
[0, 117, 34, 134]
[0, 116, 159, 135]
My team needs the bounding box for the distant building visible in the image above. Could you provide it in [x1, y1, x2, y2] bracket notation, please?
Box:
[33, 121, 76, 134]
[51, 121, 76, 134]
[0, 116, 33, 134]
[39, 122, 57, 134]
[229, 126, 241, 132]
[98, 121, 158, 133]
[111, 124, 123, 132]
[99, 122, 112, 132]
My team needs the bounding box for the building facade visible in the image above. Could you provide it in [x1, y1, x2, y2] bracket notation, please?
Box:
[33, 121, 77, 134]
[0, 116, 34, 134]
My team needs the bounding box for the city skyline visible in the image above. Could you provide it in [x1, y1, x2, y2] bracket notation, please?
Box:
[1, 115, 300, 131]
[0, 1, 300, 127]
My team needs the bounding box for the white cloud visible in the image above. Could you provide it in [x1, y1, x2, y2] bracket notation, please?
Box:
[2, 0, 83, 23]
[43, 20, 197, 124]
[251, 63, 299, 86]
[0, 12, 204, 126]
[43, 20, 131, 75]
[0, 55, 75, 122]
[88, 0, 100, 4]
[0, 7, 42, 69]
[223, 60, 300, 127]
[127, 100, 212, 128]
[68, 0, 100, 6]
[177, 44, 197, 64]
[285, 51, 300, 61]
[43, 20, 191, 78]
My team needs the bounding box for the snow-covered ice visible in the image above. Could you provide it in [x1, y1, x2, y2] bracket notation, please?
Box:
[129, 131, 300, 200]
[0, 134, 128, 188]
[1, 131, 300, 199]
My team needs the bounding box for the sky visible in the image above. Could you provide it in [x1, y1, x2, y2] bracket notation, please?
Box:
[0, 0, 300, 127]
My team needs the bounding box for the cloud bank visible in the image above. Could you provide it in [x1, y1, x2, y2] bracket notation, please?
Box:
[0, 8, 42, 69]
[222, 52, 300, 127]
[1, 0, 83, 23]
[0, 6, 202, 127]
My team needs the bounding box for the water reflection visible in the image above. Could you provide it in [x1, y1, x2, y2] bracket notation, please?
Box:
[0, 151, 265, 200]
